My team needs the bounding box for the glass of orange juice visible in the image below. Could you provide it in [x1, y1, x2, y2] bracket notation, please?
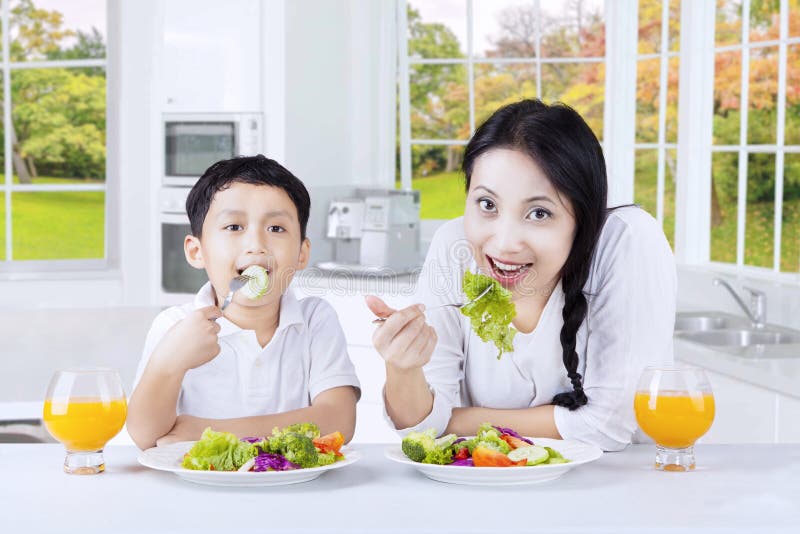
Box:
[634, 366, 715, 471]
[43, 369, 127, 475]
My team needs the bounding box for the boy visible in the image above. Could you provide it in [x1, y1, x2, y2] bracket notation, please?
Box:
[127, 155, 360, 449]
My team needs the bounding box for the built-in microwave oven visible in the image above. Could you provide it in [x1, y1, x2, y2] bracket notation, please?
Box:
[163, 112, 263, 186]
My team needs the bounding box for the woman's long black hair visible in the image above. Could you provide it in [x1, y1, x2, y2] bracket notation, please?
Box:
[462, 99, 608, 410]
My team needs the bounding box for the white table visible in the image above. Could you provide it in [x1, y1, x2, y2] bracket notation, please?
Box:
[1, 443, 798, 533]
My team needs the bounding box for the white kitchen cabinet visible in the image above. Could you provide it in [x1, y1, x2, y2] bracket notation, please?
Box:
[162, 0, 262, 112]
[697, 369, 777, 444]
[776, 394, 800, 443]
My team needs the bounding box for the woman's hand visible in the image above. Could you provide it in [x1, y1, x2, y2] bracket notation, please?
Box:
[365, 296, 438, 371]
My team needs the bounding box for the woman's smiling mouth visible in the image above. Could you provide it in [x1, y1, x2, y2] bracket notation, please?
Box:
[485, 255, 533, 286]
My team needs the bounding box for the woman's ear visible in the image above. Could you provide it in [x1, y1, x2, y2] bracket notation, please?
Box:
[297, 238, 311, 269]
[184, 235, 205, 269]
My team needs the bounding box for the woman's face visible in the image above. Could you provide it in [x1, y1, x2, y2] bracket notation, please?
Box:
[463, 148, 577, 300]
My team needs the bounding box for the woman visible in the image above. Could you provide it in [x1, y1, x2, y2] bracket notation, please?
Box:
[366, 99, 676, 451]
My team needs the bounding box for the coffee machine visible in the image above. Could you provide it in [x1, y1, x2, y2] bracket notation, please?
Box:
[318, 188, 421, 275]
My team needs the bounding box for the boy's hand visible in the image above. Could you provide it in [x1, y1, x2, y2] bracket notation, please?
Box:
[150, 306, 223, 375]
[156, 415, 206, 446]
[366, 296, 437, 371]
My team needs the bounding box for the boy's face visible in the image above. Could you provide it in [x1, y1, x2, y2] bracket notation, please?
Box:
[184, 182, 310, 310]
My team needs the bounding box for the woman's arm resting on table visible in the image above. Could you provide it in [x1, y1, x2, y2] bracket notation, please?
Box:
[155, 386, 358, 446]
[445, 405, 561, 439]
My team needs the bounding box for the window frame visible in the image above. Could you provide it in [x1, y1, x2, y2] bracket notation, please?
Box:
[0, 0, 114, 274]
[396, 0, 608, 193]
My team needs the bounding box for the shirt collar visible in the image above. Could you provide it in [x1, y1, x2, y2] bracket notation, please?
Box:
[193, 282, 305, 336]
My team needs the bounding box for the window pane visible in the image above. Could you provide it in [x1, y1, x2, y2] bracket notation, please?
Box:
[792, 0, 800, 38]
[668, 0, 681, 52]
[713, 50, 741, 145]
[410, 63, 469, 140]
[410, 144, 466, 220]
[710, 151, 739, 263]
[664, 147, 677, 247]
[407, 0, 467, 59]
[636, 58, 660, 143]
[10, 0, 106, 62]
[786, 44, 800, 145]
[638, 0, 663, 55]
[666, 56, 680, 143]
[539, 0, 605, 58]
[782, 153, 800, 272]
[473, 62, 537, 127]
[634, 149, 658, 219]
[472, 0, 537, 58]
[12, 191, 105, 260]
[748, 0, 779, 43]
[748, 46, 778, 145]
[11, 68, 106, 184]
[744, 153, 775, 268]
[541, 62, 604, 140]
[0, 192, 5, 261]
[716, 0, 742, 47]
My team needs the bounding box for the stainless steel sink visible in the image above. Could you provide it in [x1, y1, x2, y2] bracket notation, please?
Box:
[674, 311, 800, 358]
[678, 329, 800, 347]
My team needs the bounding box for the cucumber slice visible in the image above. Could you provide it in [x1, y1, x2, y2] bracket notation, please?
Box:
[241, 265, 269, 299]
[507, 445, 549, 466]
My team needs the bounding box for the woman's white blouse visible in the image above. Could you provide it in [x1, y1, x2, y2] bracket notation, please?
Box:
[387, 206, 676, 451]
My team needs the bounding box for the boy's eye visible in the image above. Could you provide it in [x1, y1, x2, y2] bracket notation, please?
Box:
[477, 197, 496, 213]
[527, 208, 552, 221]
[268, 225, 285, 233]
[224, 224, 243, 231]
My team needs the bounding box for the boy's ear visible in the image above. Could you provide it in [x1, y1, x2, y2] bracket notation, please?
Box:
[184, 235, 206, 269]
[297, 238, 311, 270]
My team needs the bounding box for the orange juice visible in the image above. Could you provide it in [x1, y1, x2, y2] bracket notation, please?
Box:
[43, 397, 127, 451]
[634, 391, 715, 448]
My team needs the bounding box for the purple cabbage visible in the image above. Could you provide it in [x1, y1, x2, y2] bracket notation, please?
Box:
[252, 453, 300, 472]
[240, 436, 263, 444]
[451, 458, 474, 467]
[453, 437, 467, 444]
[493, 426, 534, 445]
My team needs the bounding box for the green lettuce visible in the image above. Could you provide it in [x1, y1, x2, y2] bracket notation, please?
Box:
[181, 427, 258, 471]
[460, 271, 517, 359]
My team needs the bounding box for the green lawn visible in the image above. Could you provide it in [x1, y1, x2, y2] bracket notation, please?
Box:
[412, 169, 800, 272]
[0, 176, 105, 260]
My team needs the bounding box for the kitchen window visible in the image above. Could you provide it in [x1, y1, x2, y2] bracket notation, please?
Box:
[396, 0, 606, 220]
[0, 0, 109, 270]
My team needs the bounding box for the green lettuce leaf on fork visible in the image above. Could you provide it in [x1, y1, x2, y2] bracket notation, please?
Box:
[460, 271, 517, 359]
[181, 428, 258, 471]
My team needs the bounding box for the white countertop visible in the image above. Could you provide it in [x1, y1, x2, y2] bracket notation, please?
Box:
[1, 443, 798, 533]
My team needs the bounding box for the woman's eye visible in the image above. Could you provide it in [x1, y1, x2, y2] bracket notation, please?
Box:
[478, 198, 496, 212]
[527, 208, 551, 221]
[224, 224, 243, 231]
[268, 225, 285, 233]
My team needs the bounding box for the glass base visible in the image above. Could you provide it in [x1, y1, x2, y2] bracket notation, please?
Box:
[654, 445, 695, 471]
[64, 450, 105, 475]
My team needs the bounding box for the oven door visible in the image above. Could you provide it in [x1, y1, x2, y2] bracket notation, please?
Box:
[164, 120, 237, 186]
[160, 213, 209, 294]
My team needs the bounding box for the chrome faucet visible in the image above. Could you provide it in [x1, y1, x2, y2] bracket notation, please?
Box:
[713, 278, 766, 329]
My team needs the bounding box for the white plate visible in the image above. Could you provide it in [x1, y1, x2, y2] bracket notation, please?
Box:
[138, 441, 362, 487]
[385, 437, 602, 486]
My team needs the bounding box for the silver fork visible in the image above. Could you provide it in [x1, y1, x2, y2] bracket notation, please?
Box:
[371, 284, 492, 324]
[220, 274, 253, 311]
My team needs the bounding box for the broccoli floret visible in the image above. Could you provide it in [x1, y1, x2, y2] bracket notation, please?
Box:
[274, 432, 319, 468]
[282, 423, 320, 439]
[316, 452, 338, 466]
[401, 429, 459, 464]
[401, 429, 437, 463]
[465, 424, 511, 454]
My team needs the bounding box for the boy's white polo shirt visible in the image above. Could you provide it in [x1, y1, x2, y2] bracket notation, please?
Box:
[133, 283, 361, 419]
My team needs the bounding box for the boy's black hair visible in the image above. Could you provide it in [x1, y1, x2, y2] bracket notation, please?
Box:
[186, 154, 311, 240]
